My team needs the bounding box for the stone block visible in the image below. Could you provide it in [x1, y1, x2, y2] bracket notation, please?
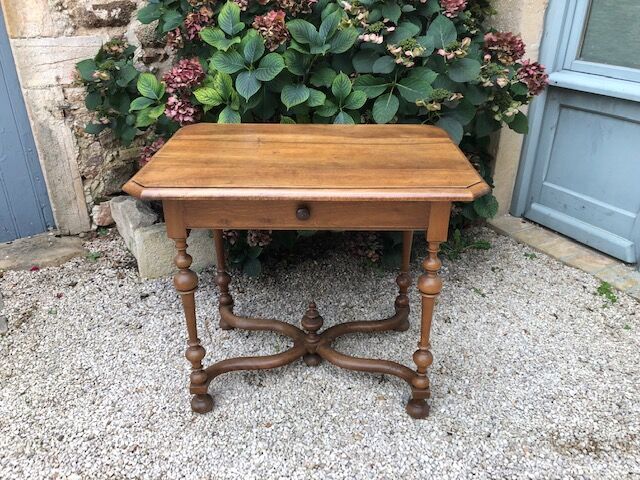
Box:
[11, 36, 106, 88]
[110, 196, 158, 250]
[69, 0, 137, 29]
[92, 202, 114, 226]
[0, 234, 85, 270]
[0, 0, 70, 38]
[132, 224, 216, 279]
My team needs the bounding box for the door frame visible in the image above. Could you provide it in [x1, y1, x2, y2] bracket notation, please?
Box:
[511, 0, 640, 264]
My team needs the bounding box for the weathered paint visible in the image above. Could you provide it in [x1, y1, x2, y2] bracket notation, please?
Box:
[0, 7, 54, 242]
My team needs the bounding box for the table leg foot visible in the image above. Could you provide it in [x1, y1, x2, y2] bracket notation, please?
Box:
[393, 316, 410, 332]
[303, 353, 322, 366]
[191, 393, 214, 414]
[405, 398, 430, 419]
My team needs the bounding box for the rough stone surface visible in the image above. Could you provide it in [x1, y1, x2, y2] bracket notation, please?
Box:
[110, 196, 158, 249]
[0, 234, 85, 270]
[133, 224, 216, 278]
[69, 0, 137, 29]
[0, 227, 638, 478]
[91, 202, 114, 226]
[0, 0, 71, 38]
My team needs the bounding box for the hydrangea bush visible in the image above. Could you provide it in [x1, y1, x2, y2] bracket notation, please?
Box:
[78, 0, 547, 274]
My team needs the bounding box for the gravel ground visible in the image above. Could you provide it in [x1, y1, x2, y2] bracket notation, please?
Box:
[0, 227, 638, 480]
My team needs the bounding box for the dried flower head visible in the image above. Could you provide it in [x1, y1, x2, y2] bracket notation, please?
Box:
[166, 28, 185, 50]
[165, 95, 201, 125]
[139, 138, 166, 167]
[163, 58, 205, 93]
[247, 230, 273, 247]
[102, 38, 129, 58]
[276, 0, 317, 17]
[222, 229, 240, 245]
[252, 10, 290, 51]
[387, 38, 425, 67]
[440, 0, 468, 18]
[345, 232, 383, 263]
[437, 37, 471, 61]
[359, 19, 395, 44]
[517, 60, 549, 95]
[484, 31, 526, 65]
[234, 0, 250, 11]
[184, 6, 215, 40]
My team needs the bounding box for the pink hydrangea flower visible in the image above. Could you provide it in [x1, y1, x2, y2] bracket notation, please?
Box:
[139, 138, 166, 166]
[165, 96, 201, 125]
[440, 0, 468, 18]
[252, 10, 289, 51]
[484, 31, 526, 65]
[517, 60, 549, 95]
[184, 7, 214, 40]
[163, 58, 205, 94]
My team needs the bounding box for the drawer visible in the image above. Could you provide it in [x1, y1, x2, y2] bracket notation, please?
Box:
[176, 200, 431, 231]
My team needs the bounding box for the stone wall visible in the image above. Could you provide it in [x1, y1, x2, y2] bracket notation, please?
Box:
[0, 0, 166, 233]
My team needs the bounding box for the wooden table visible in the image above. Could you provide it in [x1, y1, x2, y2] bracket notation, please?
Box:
[124, 124, 489, 419]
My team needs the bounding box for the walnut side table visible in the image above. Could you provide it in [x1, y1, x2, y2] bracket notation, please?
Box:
[124, 124, 489, 419]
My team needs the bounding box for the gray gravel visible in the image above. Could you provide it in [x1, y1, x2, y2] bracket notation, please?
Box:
[1, 228, 639, 479]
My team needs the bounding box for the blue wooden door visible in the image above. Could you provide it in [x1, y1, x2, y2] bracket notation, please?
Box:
[0, 8, 54, 242]
[514, 0, 640, 264]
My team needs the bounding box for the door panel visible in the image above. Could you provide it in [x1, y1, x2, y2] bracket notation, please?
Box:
[0, 7, 54, 242]
[515, 0, 640, 265]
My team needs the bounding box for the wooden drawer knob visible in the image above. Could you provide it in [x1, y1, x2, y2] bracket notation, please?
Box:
[296, 206, 310, 221]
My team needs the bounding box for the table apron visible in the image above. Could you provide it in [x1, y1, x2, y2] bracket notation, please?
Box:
[170, 200, 432, 231]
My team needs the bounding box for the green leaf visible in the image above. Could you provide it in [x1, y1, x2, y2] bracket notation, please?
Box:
[381, 1, 402, 23]
[372, 93, 399, 124]
[194, 87, 224, 106]
[137, 73, 164, 100]
[511, 82, 529, 96]
[331, 72, 352, 102]
[408, 67, 439, 84]
[387, 21, 421, 43]
[84, 123, 107, 135]
[475, 111, 500, 137]
[352, 50, 379, 74]
[213, 72, 235, 99]
[236, 70, 261, 100]
[314, 99, 338, 117]
[287, 19, 319, 45]
[242, 31, 265, 64]
[76, 59, 97, 82]
[284, 49, 311, 76]
[281, 84, 310, 109]
[307, 88, 327, 107]
[372, 56, 395, 74]
[319, 10, 342, 41]
[473, 194, 499, 219]
[329, 28, 359, 54]
[129, 96, 155, 111]
[425, 15, 457, 49]
[437, 116, 464, 144]
[162, 10, 184, 33]
[210, 50, 246, 74]
[116, 64, 138, 87]
[218, 105, 241, 123]
[280, 116, 297, 124]
[353, 75, 389, 98]
[447, 99, 476, 126]
[243, 257, 261, 276]
[135, 105, 164, 128]
[137, 4, 162, 24]
[254, 53, 285, 81]
[416, 35, 435, 56]
[448, 58, 482, 83]
[343, 91, 367, 110]
[509, 111, 529, 134]
[397, 76, 432, 103]
[219, 1, 242, 36]
[200, 27, 241, 51]
[85, 91, 102, 110]
[310, 67, 337, 87]
[334, 111, 355, 124]
[464, 84, 489, 105]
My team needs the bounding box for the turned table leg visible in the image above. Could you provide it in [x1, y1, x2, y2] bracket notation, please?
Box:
[394, 230, 413, 332]
[213, 230, 234, 330]
[171, 235, 214, 414]
[406, 203, 450, 419]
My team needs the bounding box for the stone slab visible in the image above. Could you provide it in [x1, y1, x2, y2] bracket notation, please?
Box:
[0, 234, 85, 270]
[132, 224, 216, 279]
[11, 36, 106, 88]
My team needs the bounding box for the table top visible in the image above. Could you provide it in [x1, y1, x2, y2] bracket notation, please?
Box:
[123, 124, 489, 202]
